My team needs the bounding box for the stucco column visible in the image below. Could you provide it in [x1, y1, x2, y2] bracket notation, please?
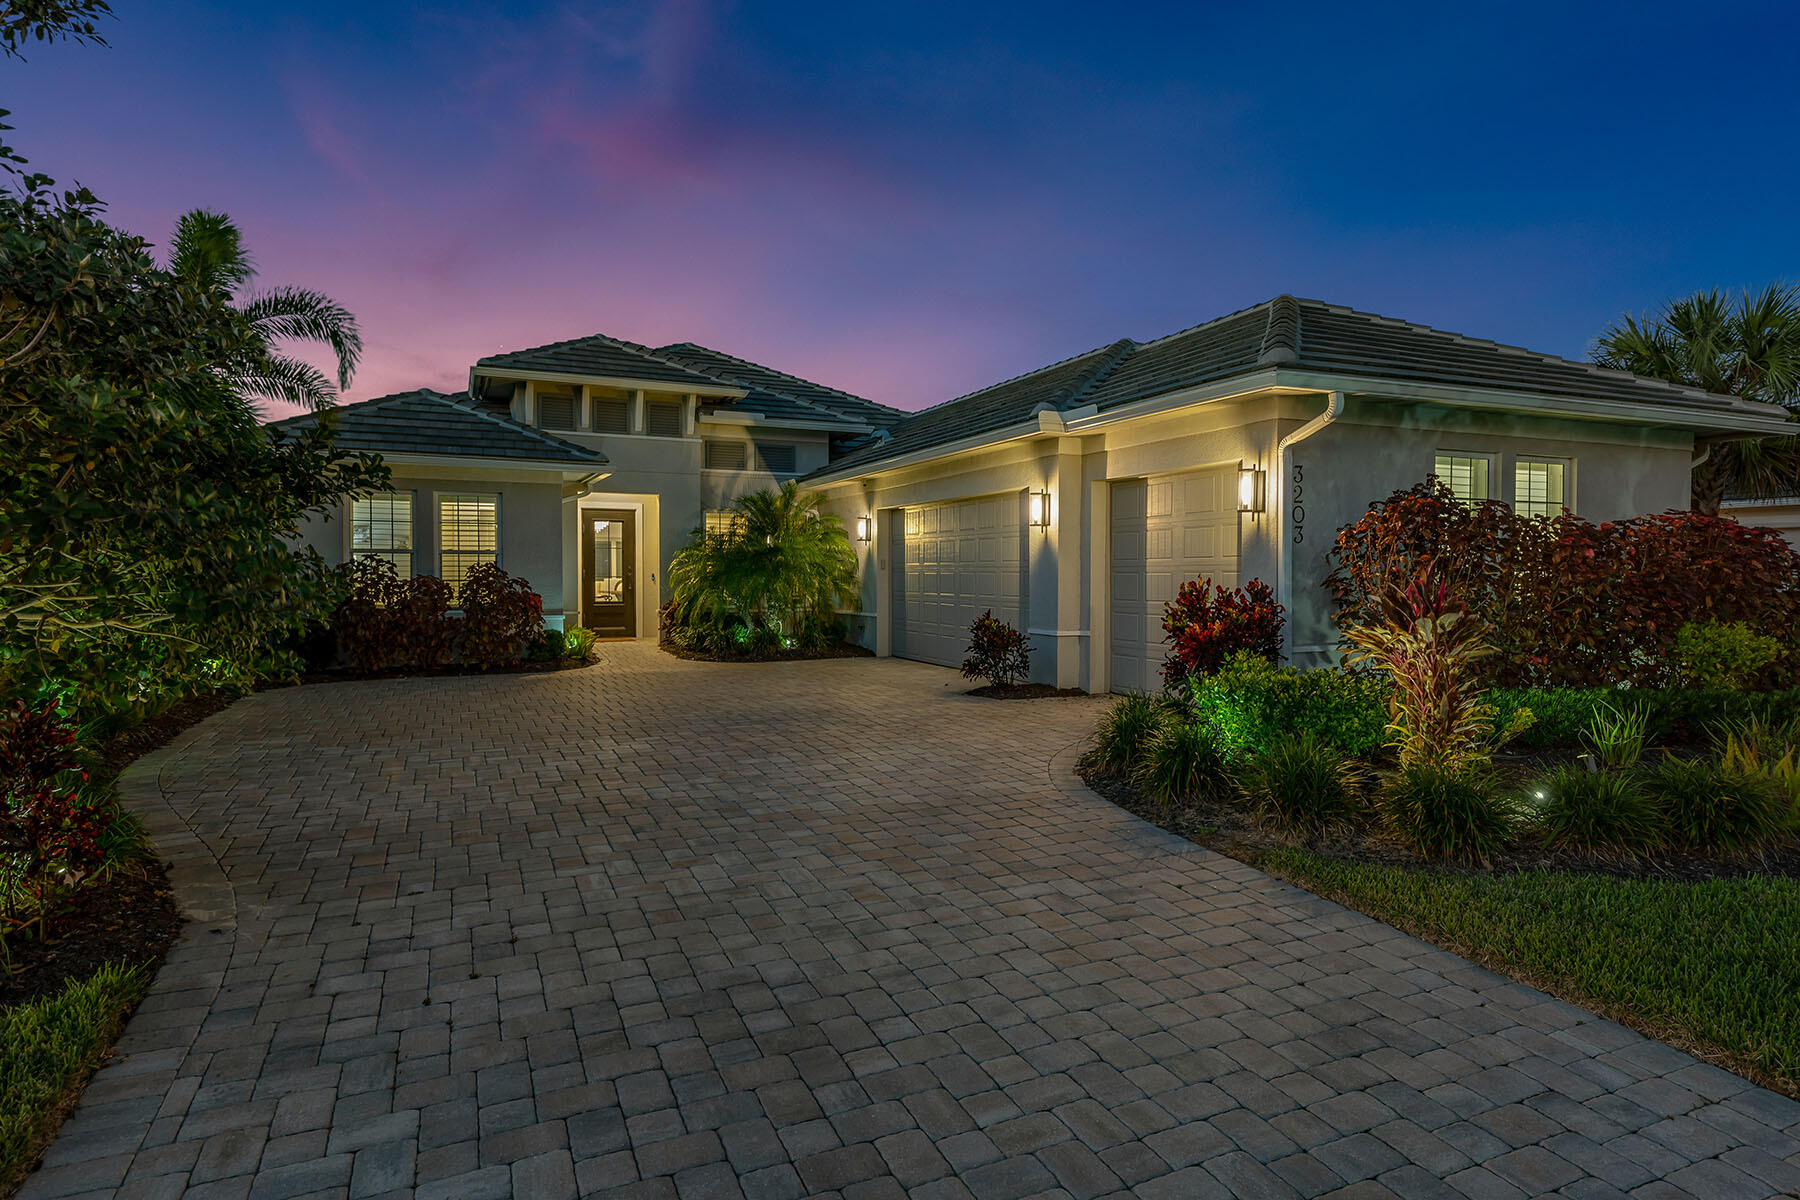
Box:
[1052, 441, 1084, 689]
[875, 509, 894, 657]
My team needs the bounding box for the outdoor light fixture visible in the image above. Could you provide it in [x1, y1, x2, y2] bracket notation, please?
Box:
[1028, 489, 1052, 528]
[855, 515, 872, 542]
[1237, 466, 1267, 513]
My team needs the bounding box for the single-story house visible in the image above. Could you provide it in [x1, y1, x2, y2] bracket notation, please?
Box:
[276, 296, 1795, 690]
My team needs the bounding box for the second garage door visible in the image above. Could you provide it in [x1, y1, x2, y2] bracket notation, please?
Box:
[1109, 467, 1240, 694]
[892, 494, 1024, 668]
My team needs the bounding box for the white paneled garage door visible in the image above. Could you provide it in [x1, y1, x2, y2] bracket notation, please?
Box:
[892, 494, 1024, 668]
[1109, 467, 1239, 694]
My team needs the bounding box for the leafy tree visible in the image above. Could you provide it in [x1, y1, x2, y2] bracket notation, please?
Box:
[0, 113, 387, 718]
[169, 209, 362, 411]
[1, 0, 111, 58]
[666, 481, 858, 648]
[1594, 286, 1800, 514]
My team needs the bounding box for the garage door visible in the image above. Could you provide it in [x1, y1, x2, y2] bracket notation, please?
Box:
[892, 494, 1024, 668]
[1109, 467, 1239, 694]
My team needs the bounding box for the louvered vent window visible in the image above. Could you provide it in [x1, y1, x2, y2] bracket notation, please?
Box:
[591, 397, 630, 433]
[758, 444, 797, 474]
[536, 389, 577, 430]
[645, 399, 685, 437]
[704, 440, 748, 471]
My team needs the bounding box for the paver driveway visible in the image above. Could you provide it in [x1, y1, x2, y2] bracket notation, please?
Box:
[24, 644, 1800, 1200]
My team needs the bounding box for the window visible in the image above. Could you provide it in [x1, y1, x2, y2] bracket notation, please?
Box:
[704, 510, 743, 537]
[1515, 459, 1569, 518]
[1434, 453, 1493, 501]
[591, 396, 630, 433]
[704, 439, 748, 471]
[645, 398, 684, 437]
[536, 387, 577, 430]
[351, 492, 413, 575]
[757, 443, 797, 475]
[438, 493, 498, 597]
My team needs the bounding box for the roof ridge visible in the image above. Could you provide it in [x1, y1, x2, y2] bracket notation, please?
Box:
[1125, 295, 1283, 355]
[1060, 338, 1141, 407]
[899, 339, 1129, 421]
[1257, 295, 1301, 365]
[658, 341, 899, 414]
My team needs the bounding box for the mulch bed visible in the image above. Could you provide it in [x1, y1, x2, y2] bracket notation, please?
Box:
[660, 642, 874, 664]
[1078, 760, 1800, 884]
[276, 655, 597, 687]
[967, 683, 1088, 700]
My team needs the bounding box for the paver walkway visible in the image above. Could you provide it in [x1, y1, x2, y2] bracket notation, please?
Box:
[23, 644, 1800, 1200]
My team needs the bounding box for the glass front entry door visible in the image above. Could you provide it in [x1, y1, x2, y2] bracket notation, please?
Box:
[582, 510, 636, 636]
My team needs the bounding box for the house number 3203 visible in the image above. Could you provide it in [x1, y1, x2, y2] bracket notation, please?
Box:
[1291, 462, 1305, 543]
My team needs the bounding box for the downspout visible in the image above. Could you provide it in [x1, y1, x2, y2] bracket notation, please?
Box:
[1275, 390, 1346, 661]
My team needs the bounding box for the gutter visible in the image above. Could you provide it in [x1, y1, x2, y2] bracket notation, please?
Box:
[1275, 391, 1345, 661]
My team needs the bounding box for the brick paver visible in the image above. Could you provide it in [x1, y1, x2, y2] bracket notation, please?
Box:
[22, 644, 1800, 1198]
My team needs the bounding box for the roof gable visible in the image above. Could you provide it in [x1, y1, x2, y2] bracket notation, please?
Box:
[268, 389, 605, 467]
[476, 333, 730, 391]
[656, 342, 907, 429]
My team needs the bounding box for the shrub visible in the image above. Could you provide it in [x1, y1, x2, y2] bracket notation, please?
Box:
[564, 626, 598, 661]
[1133, 720, 1234, 811]
[1670, 621, 1784, 691]
[0, 702, 114, 940]
[1326, 479, 1800, 687]
[1377, 763, 1518, 862]
[334, 558, 454, 671]
[1584, 702, 1650, 771]
[1189, 652, 1388, 758]
[1344, 564, 1528, 771]
[1161, 577, 1283, 684]
[1641, 756, 1790, 854]
[1531, 765, 1663, 854]
[524, 628, 565, 662]
[456, 563, 545, 668]
[962, 611, 1031, 688]
[1091, 694, 1172, 775]
[1240, 734, 1365, 841]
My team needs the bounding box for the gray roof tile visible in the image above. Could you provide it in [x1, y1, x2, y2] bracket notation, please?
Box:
[269, 389, 605, 467]
[477, 334, 729, 390]
[656, 342, 907, 430]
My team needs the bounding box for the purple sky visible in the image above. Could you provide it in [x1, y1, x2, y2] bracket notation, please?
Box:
[18, 1, 1800, 417]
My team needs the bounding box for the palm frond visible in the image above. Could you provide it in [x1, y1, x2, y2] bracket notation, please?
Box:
[240, 286, 363, 389]
[169, 209, 254, 295]
[234, 354, 337, 411]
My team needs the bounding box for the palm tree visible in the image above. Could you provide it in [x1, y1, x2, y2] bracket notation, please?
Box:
[168, 210, 361, 411]
[1593, 285, 1800, 514]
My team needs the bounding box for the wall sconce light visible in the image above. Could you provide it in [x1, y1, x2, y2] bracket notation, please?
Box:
[1238, 466, 1267, 513]
[855, 515, 872, 542]
[1028, 489, 1052, 528]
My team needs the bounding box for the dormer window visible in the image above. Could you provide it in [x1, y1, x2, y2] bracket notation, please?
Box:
[645, 397, 685, 437]
[758, 444, 796, 474]
[536, 385, 578, 431]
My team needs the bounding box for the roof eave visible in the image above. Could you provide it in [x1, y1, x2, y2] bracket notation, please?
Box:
[700, 409, 874, 434]
[473, 365, 746, 399]
[373, 450, 607, 475]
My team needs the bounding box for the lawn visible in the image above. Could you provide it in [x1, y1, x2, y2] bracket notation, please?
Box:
[1253, 847, 1800, 1097]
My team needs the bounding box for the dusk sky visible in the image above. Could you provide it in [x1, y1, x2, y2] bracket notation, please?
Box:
[18, 1, 1800, 418]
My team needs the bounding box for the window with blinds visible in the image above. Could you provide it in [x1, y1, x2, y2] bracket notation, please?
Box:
[704, 440, 748, 470]
[1515, 459, 1569, 518]
[704, 510, 744, 537]
[757, 443, 797, 474]
[1434, 453, 1493, 501]
[645, 398, 684, 437]
[438, 493, 499, 597]
[536, 387, 577, 430]
[352, 491, 413, 575]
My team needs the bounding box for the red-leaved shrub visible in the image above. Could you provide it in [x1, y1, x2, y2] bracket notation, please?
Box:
[335, 557, 455, 671]
[1326, 480, 1800, 687]
[0, 701, 113, 938]
[457, 562, 545, 668]
[962, 610, 1031, 688]
[1162, 578, 1284, 683]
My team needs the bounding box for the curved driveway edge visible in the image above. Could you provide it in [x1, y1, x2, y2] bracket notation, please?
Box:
[22, 644, 1800, 1200]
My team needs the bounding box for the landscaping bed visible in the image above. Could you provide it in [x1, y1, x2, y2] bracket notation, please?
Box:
[660, 640, 873, 664]
[968, 683, 1087, 700]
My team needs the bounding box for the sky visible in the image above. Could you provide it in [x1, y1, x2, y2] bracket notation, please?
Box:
[15, 0, 1800, 418]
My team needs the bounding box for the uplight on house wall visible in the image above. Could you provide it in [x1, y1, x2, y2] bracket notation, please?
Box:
[1237, 466, 1267, 513]
[855, 515, 872, 542]
[1028, 489, 1052, 528]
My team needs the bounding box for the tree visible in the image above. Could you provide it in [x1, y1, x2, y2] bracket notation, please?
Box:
[168, 209, 363, 411]
[1594, 286, 1800, 514]
[1, 0, 112, 58]
[0, 115, 387, 718]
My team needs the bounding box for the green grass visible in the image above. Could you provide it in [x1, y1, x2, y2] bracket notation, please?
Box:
[0, 963, 152, 1192]
[1252, 848, 1800, 1096]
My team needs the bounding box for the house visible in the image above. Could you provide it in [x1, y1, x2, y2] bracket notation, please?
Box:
[276, 335, 905, 639]
[277, 296, 1795, 690]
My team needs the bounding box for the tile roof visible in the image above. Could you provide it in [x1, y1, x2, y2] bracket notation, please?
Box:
[813, 295, 1786, 478]
[268, 389, 605, 467]
[476, 334, 731, 391]
[656, 342, 908, 430]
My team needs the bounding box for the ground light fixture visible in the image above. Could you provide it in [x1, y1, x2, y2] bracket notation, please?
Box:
[1238, 466, 1267, 513]
[1028, 489, 1052, 527]
[855, 515, 872, 541]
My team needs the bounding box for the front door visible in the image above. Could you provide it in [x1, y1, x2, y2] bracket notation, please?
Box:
[582, 510, 636, 636]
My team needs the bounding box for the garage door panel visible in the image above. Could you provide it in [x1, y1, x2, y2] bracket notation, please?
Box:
[893, 494, 1024, 668]
[1110, 468, 1240, 694]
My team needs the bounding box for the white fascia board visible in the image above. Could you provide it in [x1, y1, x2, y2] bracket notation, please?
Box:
[376, 451, 603, 478]
[1270, 370, 1796, 436]
[699, 410, 873, 434]
[804, 419, 1048, 486]
[475, 366, 746, 399]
